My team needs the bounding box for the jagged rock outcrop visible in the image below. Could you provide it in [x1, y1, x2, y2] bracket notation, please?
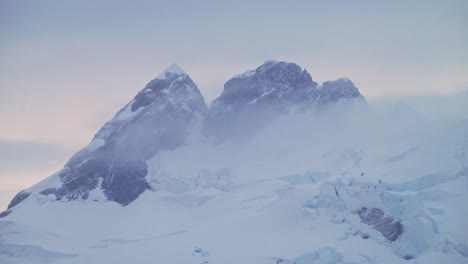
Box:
[212, 61, 317, 108]
[357, 207, 403, 242]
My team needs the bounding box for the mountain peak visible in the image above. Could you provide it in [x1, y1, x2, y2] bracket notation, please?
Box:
[257, 60, 304, 72]
[157, 64, 187, 80]
[310, 77, 364, 106]
[216, 61, 316, 107]
[334, 77, 353, 83]
[204, 61, 318, 141]
[3, 67, 207, 208]
[233, 60, 310, 80]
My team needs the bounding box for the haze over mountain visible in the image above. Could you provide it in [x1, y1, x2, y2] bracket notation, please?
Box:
[1, 62, 467, 264]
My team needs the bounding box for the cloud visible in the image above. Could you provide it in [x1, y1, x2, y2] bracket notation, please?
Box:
[369, 89, 468, 123]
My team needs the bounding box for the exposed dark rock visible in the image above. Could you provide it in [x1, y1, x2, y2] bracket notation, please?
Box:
[357, 207, 403, 242]
[7, 190, 30, 209]
[0, 209, 12, 218]
[216, 61, 316, 107]
[403, 255, 414, 260]
[102, 160, 149, 205]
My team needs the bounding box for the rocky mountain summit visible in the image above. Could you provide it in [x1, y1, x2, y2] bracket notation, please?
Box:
[204, 61, 363, 140]
[210, 61, 363, 111]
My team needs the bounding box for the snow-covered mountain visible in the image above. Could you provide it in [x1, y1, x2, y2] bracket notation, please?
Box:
[2, 61, 362, 213]
[1, 61, 467, 264]
[204, 61, 363, 141]
[2, 64, 207, 213]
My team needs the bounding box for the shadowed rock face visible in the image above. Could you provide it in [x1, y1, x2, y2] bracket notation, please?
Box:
[40, 159, 150, 206]
[357, 207, 403, 242]
[7, 191, 30, 209]
[0, 210, 11, 218]
[214, 61, 317, 107]
[1, 191, 31, 218]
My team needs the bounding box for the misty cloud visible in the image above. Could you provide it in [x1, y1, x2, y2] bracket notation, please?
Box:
[0, 139, 72, 174]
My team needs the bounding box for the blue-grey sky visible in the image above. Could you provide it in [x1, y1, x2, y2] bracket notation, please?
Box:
[0, 0, 467, 208]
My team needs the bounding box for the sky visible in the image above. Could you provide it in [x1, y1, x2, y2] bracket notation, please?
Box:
[0, 0, 467, 209]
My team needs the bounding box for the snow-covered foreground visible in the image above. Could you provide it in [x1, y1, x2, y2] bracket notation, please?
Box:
[1, 107, 468, 264]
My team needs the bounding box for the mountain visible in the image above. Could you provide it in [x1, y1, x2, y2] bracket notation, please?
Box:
[209, 60, 363, 110]
[204, 61, 364, 140]
[212, 60, 318, 108]
[3, 61, 363, 214]
[2, 64, 207, 214]
[1, 62, 467, 264]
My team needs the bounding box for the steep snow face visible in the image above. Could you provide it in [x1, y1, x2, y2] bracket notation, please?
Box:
[5, 65, 207, 207]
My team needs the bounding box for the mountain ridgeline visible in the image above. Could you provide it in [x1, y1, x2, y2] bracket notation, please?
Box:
[2, 61, 364, 215]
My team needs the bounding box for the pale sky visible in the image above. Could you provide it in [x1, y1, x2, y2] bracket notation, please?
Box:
[0, 0, 467, 208]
